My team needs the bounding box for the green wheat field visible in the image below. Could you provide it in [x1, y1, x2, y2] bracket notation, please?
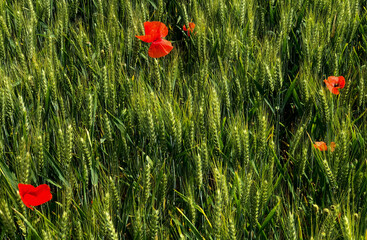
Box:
[1, 0, 367, 239]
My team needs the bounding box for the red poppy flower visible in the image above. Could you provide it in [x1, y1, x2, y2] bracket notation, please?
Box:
[18, 184, 52, 210]
[314, 141, 327, 151]
[183, 22, 195, 37]
[323, 76, 345, 95]
[136, 21, 173, 58]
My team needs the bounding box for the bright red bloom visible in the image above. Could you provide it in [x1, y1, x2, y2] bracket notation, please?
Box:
[136, 21, 173, 58]
[183, 22, 195, 37]
[18, 184, 52, 210]
[314, 141, 327, 151]
[323, 76, 345, 95]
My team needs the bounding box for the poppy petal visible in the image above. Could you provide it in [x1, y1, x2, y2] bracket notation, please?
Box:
[189, 22, 196, 30]
[331, 87, 340, 95]
[18, 184, 52, 210]
[18, 183, 35, 196]
[18, 184, 35, 208]
[144, 21, 168, 40]
[327, 76, 339, 85]
[135, 35, 155, 43]
[314, 142, 327, 151]
[148, 39, 173, 58]
[183, 23, 195, 37]
[324, 79, 336, 94]
[338, 76, 345, 89]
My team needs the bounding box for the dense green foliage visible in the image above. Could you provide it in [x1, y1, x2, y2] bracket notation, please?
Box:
[0, 0, 367, 239]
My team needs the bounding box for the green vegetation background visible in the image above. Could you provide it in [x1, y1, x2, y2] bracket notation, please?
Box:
[0, 0, 367, 239]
